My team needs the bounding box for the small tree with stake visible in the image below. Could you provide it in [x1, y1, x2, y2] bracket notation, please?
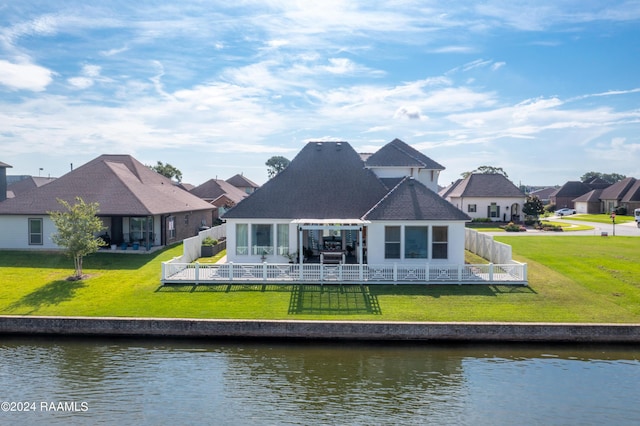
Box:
[522, 195, 545, 224]
[49, 197, 106, 280]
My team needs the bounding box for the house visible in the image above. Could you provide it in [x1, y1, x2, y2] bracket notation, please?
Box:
[189, 178, 249, 221]
[7, 176, 55, 198]
[573, 189, 604, 214]
[528, 187, 557, 205]
[226, 173, 260, 194]
[598, 177, 639, 214]
[222, 139, 470, 265]
[549, 181, 593, 209]
[439, 174, 525, 222]
[0, 155, 214, 250]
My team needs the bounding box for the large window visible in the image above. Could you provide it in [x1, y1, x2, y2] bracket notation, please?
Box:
[404, 226, 428, 258]
[384, 226, 401, 259]
[277, 224, 289, 255]
[130, 217, 153, 243]
[236, 224, 248, 255]
[168, 216, 176, 239]
[252, 224, 273, 255]
[28, 218, 43, 245]
[432, 226, 448, 259]
[489, 203, 500, 218]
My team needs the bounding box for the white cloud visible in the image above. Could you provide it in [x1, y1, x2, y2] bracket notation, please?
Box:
[0, 60, 53, 91]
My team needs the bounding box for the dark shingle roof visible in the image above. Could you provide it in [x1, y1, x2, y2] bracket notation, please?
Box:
[365, 138, 445, 170]
[223, 142, 389, 219]
[226, 173, 259, 189]
[0, 154, 213, 215]
[550, 181, 592, 198]
[573, 189, 603, 203]
[364, 177, 470, 221]
[446, 174, 524, 198]
[600, 177, 636, 200]
[190, 179, 248, 204]
[621, 179, 640, 203]
[7, 176, 55, 198]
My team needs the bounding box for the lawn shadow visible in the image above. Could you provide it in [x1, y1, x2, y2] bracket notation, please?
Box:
[369, 284, 535, 298]
[155, 284, 294, 293]
[288, 284, 381, 315]
[8, 279, 86, 314]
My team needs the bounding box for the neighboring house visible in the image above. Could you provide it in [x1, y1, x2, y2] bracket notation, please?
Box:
[0, 161, 11, 202]
[549, 181, 592, 209]
[226, 173, 260, 194]
[222, 139, 470, 265]
[6, 176, 55, 198]
[573, 189, 603, 214]
[439, 174, 525, 222]
[598, 177, 639, 213]
[190, 178, 249, 220]
[528, 187, 557, 205]
[0, 155, 214, 250]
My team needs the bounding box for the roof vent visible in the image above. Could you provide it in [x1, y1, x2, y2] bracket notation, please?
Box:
[316, 142, 322, 150]
[336, 142, 342, 150]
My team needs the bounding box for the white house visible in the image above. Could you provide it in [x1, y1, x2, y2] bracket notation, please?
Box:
[222, 139, 470, 266]
[440, 174, 525, 222]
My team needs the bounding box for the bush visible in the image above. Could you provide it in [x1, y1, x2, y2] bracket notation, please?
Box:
[471, 218, 492, 223]
[503, 222, 526, 232]
[202, 236, 218, 246]
[614, 206, 627, 215]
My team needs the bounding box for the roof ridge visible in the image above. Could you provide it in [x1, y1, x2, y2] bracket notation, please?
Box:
[361, 176, 410, 219]
[390, 141, 427, 167]
[104, 161, 153, 215]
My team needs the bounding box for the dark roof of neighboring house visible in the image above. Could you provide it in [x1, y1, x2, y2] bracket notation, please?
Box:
[573, 189, 603, 203]
[444, 174, 524, 198]
[621, 179, 640, 203]
[365, 138, 445, 170]
[586, 177, 611, 190]
[224, 141, 390, 219]
[600, 177, 636, 200]
[0, 154, 213, 215]
[550, 181, 592, 198]
[364, 177, 470, 221]
[529, 187, 556, 199]
[0, 161, 12, 168]
[226, 173, 259, 189]
[7, 176, 55, 198]
[190, 179, 248, 205]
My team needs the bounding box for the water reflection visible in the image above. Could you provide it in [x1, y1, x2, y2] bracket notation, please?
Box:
[0, 337, 638, 425]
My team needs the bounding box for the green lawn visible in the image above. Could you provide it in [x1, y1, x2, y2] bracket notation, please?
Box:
[0, 236, 639, 322]
[566, 214, 635, 224]
[539, 220, 594, 231]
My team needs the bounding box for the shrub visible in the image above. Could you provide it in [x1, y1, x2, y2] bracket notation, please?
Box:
[471, 218, 492, 223]
[202, 236, 218, 246]
[614, 206, 627, 215]
[503, 222, 526, 232]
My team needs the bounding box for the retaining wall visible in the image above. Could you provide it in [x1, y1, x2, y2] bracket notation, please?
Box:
[1, 316, 639, 343]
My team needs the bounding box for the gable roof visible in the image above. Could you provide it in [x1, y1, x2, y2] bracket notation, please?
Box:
[621, 179, 640, 203]
[190, 179, 248, 205]
[364, 177, 470, 221]
[445, 174, 524, 198]
[226, 173, 259, 189]
[224, 141, 389, 219]
[0, 154, 213, 215]
[550, 181, 592, 198]
[600, 177, 636, 200]
[573, 189, 603, 203]
[365, 138, 445, 170]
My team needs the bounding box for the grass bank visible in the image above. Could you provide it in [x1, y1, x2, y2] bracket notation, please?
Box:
[0, 236, 639, 322]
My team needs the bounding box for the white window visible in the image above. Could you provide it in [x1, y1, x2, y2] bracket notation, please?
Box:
[28, 218, 43, 245]
[236, 224, 248, 255]
[277, 224, 289, 255]
[384, 226, 401, 259]
[432, 226, 448, 259]
[252, 224, 273, 255]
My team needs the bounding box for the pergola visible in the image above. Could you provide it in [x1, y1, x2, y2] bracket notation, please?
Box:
[291, 218, 369, 264]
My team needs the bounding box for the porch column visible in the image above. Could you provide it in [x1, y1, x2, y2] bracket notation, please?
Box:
[358, 226, 363, 264]
[298, 226, 303, 279]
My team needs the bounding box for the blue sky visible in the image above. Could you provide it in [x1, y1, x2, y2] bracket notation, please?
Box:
[1, 1, 639, 187]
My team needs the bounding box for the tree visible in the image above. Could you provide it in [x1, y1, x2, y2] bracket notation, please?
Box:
[149, 161, 183, 182]
[580, 171, 626, 184]
[265, 156, 290, 178]
[49, 197, 106, 280]
[461, 166, 509, 179]
[522, 195, 545, 220]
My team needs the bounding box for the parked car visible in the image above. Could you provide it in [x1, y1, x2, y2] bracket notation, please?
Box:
[555, 208, 576, 216]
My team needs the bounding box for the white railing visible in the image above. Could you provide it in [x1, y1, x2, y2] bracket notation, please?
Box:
[161, 262, 528, 285]
[465, 228, 513, 264]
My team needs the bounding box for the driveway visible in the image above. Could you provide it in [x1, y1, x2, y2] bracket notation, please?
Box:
[485, 217, 640, 237]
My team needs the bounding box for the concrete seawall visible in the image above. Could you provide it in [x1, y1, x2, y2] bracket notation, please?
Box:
[1, 316, 640, 343]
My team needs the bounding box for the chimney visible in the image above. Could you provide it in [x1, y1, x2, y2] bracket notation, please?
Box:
[0, 161, 12, 202]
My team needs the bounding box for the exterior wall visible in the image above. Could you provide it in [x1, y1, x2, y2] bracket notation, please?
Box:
[447, 196, 524, 222]
[225, 219, 296, 263]
[359, 221, 466, 265]
[369, 167, 440, 193]
[0, 215, 59, 249]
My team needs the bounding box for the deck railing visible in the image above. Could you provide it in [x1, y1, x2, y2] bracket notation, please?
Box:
[161, 261, 528, 285]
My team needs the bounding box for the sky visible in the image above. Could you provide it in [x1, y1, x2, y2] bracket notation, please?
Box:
[1, 1, 639, 188]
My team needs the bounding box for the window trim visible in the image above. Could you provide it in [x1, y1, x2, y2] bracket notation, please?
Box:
[28, 218, 43, 245]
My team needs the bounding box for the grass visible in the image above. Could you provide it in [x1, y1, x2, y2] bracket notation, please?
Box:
[565, 214, 635, 224]
[539, 220, 594, 231]
[0, 236, 639, 322]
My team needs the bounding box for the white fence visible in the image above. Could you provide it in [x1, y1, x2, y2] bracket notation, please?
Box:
[465, 228, 513, 264]
[166, 224, 227, 264]
[161, 262, 527, 285]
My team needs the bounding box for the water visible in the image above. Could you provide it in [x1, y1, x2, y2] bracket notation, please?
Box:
[0, 336, 638, 425]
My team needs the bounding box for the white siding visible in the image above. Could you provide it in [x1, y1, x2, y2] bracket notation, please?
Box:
[225, 219, 295, 263]
[368, 167, 440, 192]
[0, 215, 60, 250]
[447, 196, 524, 222]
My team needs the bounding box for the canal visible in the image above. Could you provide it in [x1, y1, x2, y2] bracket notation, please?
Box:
[1, 336, 638, 425]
